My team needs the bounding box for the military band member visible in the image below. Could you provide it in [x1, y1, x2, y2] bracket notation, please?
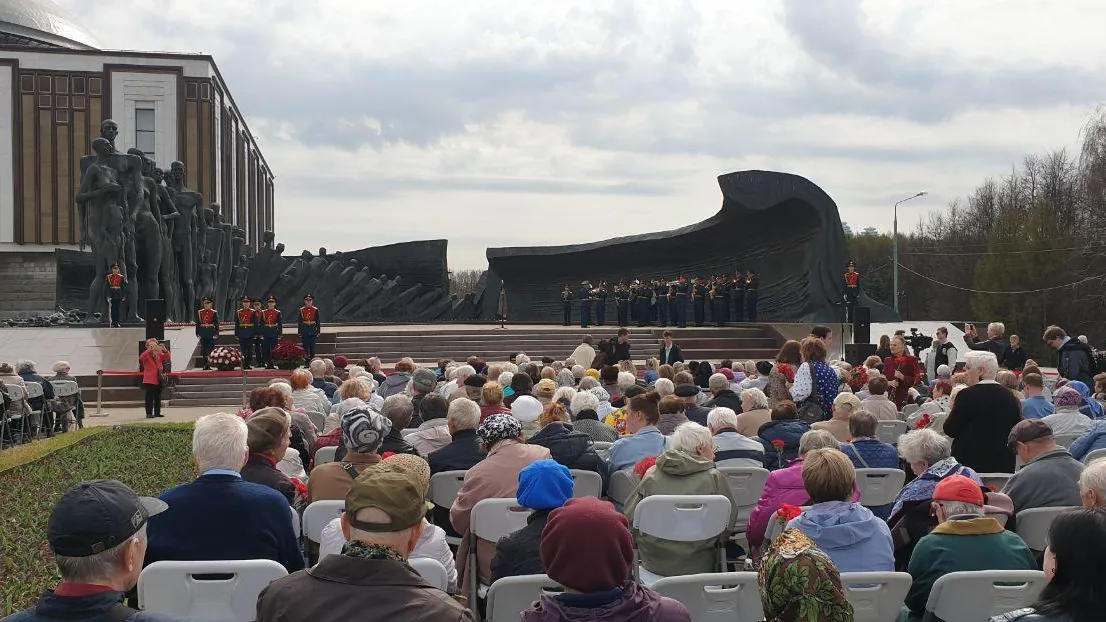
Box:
[843, 261, 861, 323]
[634, 280, 652, 328]
[195, 297, 219, 370]
[234, 297, 259, 369]
[654, 279, 669, 327]
[298, 294, 320, 359]
[667, 281, 678, 328]
[673, 275, 690, 328]
[561, 284, 573, 326]
[745, 270, 760, 322]
[615, 282, 631, 327]
[105, 263, 128, 328]
[594, 281, 608, 327]
[692, 277, 708, 327]
[251, 297, 264, 367]
[260, 296, 284, 369]
[579, 281, 593, 329]
[710, 276, 727, 327]
[732, 269, 746, 323]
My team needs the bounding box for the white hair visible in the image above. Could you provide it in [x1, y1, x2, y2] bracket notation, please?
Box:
[571, 364, 585, 378]
[447, 398, 480, 431]
[964, 350, 999, 380]
[503, 362, 519, 374]
[798, 429, 840, 456]
[16, 359, 35, 374]
[52, 360, 71, 373]
[55, 524, 146, 583]
[706, 407, 738, 431]
[708, 373, 729, 391]
[271, 382, 292, 398]
[670, 421, 713, 454]
[935, 500, 983, 518]
[589, 386, 611, 403]
[744, 360, 757, 374]
[578, 376, 600, 390]
[654, 378, 675, 397]
[193, 413, 248, 471]
[455, 365, 475, 380]
[570, 390, 599, 415]
[987, 322, 1005, 337]
[1079, 459, 1106, 503]
[617, 371, 636, 390]
[740, 388, 769, 410]
[497, 371, 514, 387]
[732, 361, 745, 372]
[552, 386, 577, 404]
[897, 428, 952, 465]
[308, 359, 325, 377]
[516, 353, 530, 365]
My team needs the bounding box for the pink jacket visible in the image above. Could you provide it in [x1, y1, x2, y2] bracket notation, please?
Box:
[746, 458, 860, 549]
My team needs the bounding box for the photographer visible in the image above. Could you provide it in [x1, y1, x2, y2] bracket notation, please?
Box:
[964, 322, 1009, 362]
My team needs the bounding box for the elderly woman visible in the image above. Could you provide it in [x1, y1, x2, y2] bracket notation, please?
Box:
[568, 390, 618, 443]
[133, 343, 164, 420]
[1043, 386, 1095, 437]
[790, 337, 840, 416]
[732, 387, 770, 438]
[377, 357, 415, 398]
[624, 421, 738, 577]
[758, 529, 854, 621]
[997, 370, 1023, 400]
[48, 360, 85, 430]
[533, 378, 557, 407]
[708, 407, 765, 468]
[551, 385, 576, 410]
[768, 341, 801, 407]
[554, 368, 575, 389]
[242, 407, 297, 504]
[450, 414, 551, 598]
[839, 410, 899, 469]
[479, 381, 511, 422]
[529, 403, 607, 490]
[788, 448, 894, 572]
[246, 386, 313, 475]
[308, 405, 387, 502]
[908, 379, 953, 428]
[656, 394, 690, 436]
[747, 429, 846, 552]
[812, 392, 861, 442]
[882, 334, 923, 409]
[289, 368, 331, 428]
[758, 401, 812, 470]
[888, 428, 982, 569]
[323, 376, 373, 432]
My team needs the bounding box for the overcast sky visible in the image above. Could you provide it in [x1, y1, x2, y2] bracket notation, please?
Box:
[60, 0, 1106, 269]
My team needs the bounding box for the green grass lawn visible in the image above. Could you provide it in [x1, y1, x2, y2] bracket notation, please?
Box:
[0, 424, 196, 614]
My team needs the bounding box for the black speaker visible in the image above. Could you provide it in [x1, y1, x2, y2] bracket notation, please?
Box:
[845, 343, 877, 366]
[853, 306, 871, 344]
[145, 299, 166, 340]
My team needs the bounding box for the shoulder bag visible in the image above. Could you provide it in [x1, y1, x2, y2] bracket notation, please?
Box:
[797, 363, 826, 424]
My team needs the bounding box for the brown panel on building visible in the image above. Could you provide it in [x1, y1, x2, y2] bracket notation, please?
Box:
[56, 122, 70, 243]
[185, 100, 199, 190]
[20, 93, 35, 243]
[236, 134, 245, 228]
[199, 99, 211, 200]
[72, 108, 87, 244]
[89, 96, 101, 135]
[38, 109, 53, 243]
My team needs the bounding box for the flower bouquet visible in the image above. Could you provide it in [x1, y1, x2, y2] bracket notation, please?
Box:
[208, 346, 242, 371]
[271, 339, 308, 370]
[847, 366, 869, 391]
[777, 363, 796, 383]
[914, 413, 932, 430]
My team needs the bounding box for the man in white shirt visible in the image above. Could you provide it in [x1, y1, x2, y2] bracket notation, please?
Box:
[925, 327, 958, 381]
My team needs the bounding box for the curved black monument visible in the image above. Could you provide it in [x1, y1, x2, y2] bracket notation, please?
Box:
[483, 170, 895, 323]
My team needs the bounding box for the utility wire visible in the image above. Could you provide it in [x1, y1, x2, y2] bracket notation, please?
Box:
[897, 264, 1106, 294]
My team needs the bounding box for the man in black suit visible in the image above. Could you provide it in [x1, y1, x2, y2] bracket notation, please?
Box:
[658, 330, 684, 365]
[605, 327, 633, 363]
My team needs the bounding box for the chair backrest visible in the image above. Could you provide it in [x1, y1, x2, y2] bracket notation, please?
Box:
[1054, 434, 1078, 449]
[717, 466, 770, 507]
[302, 499, 345, 543]
[854, 468, 906, 507]
[977, 473, 1014, 491]
[902, 403, 920, 418]
[401, 427, 418, 438]
[486, 574, 564, 622]
[409, 557, 449, 591]
[608, 469, 639, 505]
[428, 470, 468, 509]
[6, 383, 23, 401]
[471, 498, 533, 542]
[839, 571, 913, 622]
[876, 420, 908, 445]
[632, 495, 732, 541]
[651, 572, 763, 622]
[1015, 506, 1079, 551]
[304, 409, 326, 431]
[50, 380, 79, 397]
[314, 445, 337, 467]
[23, 382, 42, 399]
[925, 570, 1047, 622]
[570, 469, 603, 498]
[290, 505, 301, 539]
[1084, 448, 1106, 464]
[592, 441, 613, 451]
[138, 559, 288, 621]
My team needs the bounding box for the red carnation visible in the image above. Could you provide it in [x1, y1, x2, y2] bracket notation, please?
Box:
[776, 503, 802, 522]
[777, 364, 796, 382]
[633, 456, 658, 478]
[915, 413, 931, 430]
[771, 439, 785, 448]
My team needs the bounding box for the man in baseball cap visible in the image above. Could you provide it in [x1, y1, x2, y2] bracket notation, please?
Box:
[257, 463, 472, 621]
[5, 480, 176, 622]
[902, 474, 1037, 618]
[1003, 419, 1084, 515]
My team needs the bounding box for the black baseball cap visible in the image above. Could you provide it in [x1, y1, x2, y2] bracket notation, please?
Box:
[48, 480, 168, 557]
[674, 383, 700, 398]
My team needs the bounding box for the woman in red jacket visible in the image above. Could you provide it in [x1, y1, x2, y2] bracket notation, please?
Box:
[139, 338, 169, 418]
[883, 334, 922, 410]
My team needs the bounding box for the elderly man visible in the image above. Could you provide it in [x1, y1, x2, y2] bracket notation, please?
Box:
[309, 358, 339, 403]
[943, 351, 1023, 473]
[406, 394, 453, 457]
[145, 413, 304, 573]
[378, 394, 419, 455]
[903, 475, 1037, 621]
[675, 383, 709, 426]
[410, 368, 438, 422]
[1002, 420, 1084, 516]
[963, 321, 1009, 362]
[1044, 325, 1096, 386]
[1079, 459, 1106, 508]
[309, 406, 389, 502]
[735, 388, 771, 437]
[428, 397, 485, 475]
[707, 407, 765, 467]
[439, 364, 475, 399]
[704, 373, 742, 411]
[257, 463, 473, 621]
[5, 480, 177, 622]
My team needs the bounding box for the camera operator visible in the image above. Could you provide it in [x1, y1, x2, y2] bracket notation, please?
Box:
[964, 322, 1009, 363]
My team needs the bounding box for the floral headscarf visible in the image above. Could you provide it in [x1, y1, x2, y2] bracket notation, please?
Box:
[758, 528, 854, 622]
[476, 413, 523, 446]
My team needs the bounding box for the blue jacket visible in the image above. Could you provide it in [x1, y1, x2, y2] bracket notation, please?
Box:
[607, 426, 667, 472]
[146, 473, 305, 573]
[4, 590, 182, 622]
[1069, 421, 1106, 461]
[1021, 396, 1055, 420]
[788, 501, 894, 573]
[758, 419, 811, 470]
[840, 438, 900, 469]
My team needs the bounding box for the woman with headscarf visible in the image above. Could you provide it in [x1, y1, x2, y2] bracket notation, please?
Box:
[1067, 380, 1105, 420]
[757, 528, 854, 622]
[1042, 386, 1094, 437]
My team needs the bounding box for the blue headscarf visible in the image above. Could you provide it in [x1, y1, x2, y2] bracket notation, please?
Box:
[1068, 381, 1105, 419]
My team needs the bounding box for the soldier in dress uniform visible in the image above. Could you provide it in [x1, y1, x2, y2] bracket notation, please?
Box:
[692, 277, 708, 327]
[633, 280, 652, 328]
[578, 281, 593, 329]
[298, 294, 320, 359]
[259, 296, 283, 369]
[732, 268, 746, 323]
[745, 270, 760, 322]
[251, 298, 264, 368]
[615, 282, 631, 327]
[673, 275, 690, 328]
[711, 276, 728, 327]
[594, 281, 609, 327]
[653, 279, 669, 327]
[105, 263, 128, 328]
[195, 297, 219, 370]
[843, 261, 861, 323]
[667, 280, 678, 328]
[234, 296, 258, 369]
[561, 284, 573, 326]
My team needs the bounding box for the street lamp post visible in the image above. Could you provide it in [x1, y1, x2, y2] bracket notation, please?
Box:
[893, 191, 927, 315]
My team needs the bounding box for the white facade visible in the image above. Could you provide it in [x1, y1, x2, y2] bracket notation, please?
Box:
[110, 71, 178, 167]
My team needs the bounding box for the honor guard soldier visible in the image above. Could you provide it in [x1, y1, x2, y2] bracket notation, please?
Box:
[234, 297, 259, 369]
[654, 279, 669, 327]
[673, 275, 690, 328]
[692, 277, 708, 327]
[732, 269, 746, 323]
[298, 294, 320, 359]
[260, 296, 284, 369]
[744, 270, 760, 322]
[615, 282, 631, 327]
[634, 280, 652, 327]
[105, 263, 128, 328]
[843, 261, 861, 323]
[579, 281, 593, 329]
[594, 281, 608, 327]
[250, 298, 264, 366]
[195, 297, 219, 370]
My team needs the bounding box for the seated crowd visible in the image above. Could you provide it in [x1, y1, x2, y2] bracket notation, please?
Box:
[12, 323, 1106, 622]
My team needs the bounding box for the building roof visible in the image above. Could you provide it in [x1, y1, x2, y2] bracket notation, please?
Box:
[0, 0, 100, 50]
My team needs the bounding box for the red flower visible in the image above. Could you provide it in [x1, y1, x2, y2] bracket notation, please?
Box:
[290, 477, 307, 495]
[633, 456, 658, 478]
[915, 413, 932, 430]
[776, 503, 802, 522]
[777, 364, 796, 382]
[771, 439, 785, 448]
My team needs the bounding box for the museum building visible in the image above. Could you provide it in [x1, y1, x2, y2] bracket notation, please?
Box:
[0, 0, 274, 314]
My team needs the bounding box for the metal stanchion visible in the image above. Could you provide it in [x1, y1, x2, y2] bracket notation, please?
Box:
[90, 369, 108, 417]
[241, 367, 249, 408]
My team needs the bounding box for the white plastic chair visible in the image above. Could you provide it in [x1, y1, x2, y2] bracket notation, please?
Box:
[902, 403, 920, 418]
[977, 473, 1014, 491]
[1, 384, 26, 445]
[1054, 433, 1078, 449]
[570, 469, 603, 498]
[607, 469, 638, 505]
[401, 427, 419, 438]
[304, 409, 326, 431]
[470, 499, 534, 604]
[854, 468, 906, 507]
[428, 470, 468, 545]
[138, 559, 288, 622]
[50, 380, 79, 397]
[631, 494, 733, 586]
[1083, 448, 1106, 464]
[839, 571, 912, 622]
[651, 572, 763, 622]
[485, 574, 563, 622]
[302, 499, 345, 544]
[1015, 506, 1078, 551]
[924, 570, 1047, 622]
[409, 557, 449, 591]
[876, 420, 909, 445]
[290, 505, 301, 539]
[313, 445, 337, 467]
[716, 466, 769, 530]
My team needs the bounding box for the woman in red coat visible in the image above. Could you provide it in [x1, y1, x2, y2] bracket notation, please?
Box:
[883, 334, 922, 410]
[139, 338, 170, 418]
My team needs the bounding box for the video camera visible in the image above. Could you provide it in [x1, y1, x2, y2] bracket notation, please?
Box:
[905, 328, 933, 354]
